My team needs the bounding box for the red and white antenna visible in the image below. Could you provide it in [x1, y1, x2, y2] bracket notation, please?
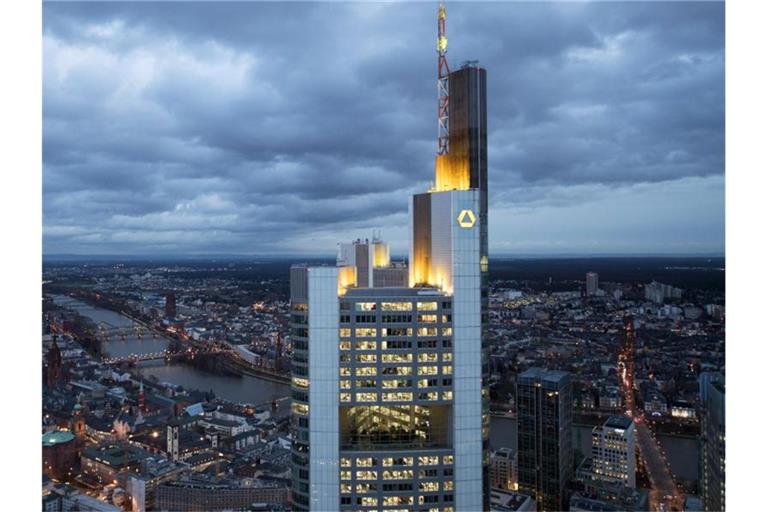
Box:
[437, 1, 450, 155]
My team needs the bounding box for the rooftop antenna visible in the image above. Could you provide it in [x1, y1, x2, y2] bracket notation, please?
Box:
[437, 0, 450, 156]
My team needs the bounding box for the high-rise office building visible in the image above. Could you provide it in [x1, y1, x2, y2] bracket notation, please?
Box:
[700, 372, 725, 511]
[586, 272, 599, 296]
[591, 415, 636, 488]
[338, 238, 407, 288]
[165, 293, 176, 319]
[517, 368, 573, 511]
[289, 4, 487, 510]
[490, 447, 517, 491]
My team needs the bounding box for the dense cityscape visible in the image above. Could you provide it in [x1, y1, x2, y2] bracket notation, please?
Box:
[40, 1, 725, 511]
[42, 257, 724, 511]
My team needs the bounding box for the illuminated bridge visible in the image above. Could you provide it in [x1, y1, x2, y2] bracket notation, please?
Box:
[102, 347, 232, 365]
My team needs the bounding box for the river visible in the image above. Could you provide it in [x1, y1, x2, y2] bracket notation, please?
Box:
[51, 295, 698, 481]
[50, 295, 290, 408]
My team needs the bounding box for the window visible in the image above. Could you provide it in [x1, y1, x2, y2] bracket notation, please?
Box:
[382, 353, 412, 363]
[341, 457, 351, 467]
[340, 470, 351, 480]
[418, 314, 438, 323]
[356, 328, 378, 337]
[356, 470, 378, 480]
[442, 327, 453, 336]
[382, 392, 413, 402]
[417, 302, 438, 311]
[442, 353, 453, 362]
[357, 354, 377, 363]
[383, 469, 414, 480]
[340, 380, 351, 389]
[382, 366, 412, 376]
[355, 302, 377, 311]
[356, 340, 377, 350]
[417, 327, 438, 336]
[418, 366, 438, 375]
[340, 368, 351, 376]
[382, 340, 412, 349]
[418, 379, 438, 388]
[355, 392, 378, 402]
[356, 457, 375, 467]
[382, 379, 411, 388]
[443, 365, 453, 375]
[383, 327, 412, 336]
[418, 353, 438, 362]
[442, 391, 453, 400]
[419, 456, 439, 465]
[340, 393, 351, 402]
[292, 377, 309, 388]
[356, 379, 376, 388]
[355, 367, 377, 376]
[382, 302, 413, 311]
[339, 328, 351, 337]
[443, 455, 453, 465]
[339, 341, 351, 350]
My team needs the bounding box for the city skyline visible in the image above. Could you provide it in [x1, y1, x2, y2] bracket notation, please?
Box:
[43, 1, 724, 257]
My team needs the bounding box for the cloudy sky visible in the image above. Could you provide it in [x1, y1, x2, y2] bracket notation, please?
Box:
[43, 1, 724, 257]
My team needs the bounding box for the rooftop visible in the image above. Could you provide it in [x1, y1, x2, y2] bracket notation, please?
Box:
[42, 430, 75, 447]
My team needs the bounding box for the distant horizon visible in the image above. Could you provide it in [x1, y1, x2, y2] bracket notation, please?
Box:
[42, 252, 726, 262]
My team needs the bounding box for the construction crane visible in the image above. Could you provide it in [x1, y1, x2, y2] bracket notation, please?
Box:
[437, 1, 450, 155]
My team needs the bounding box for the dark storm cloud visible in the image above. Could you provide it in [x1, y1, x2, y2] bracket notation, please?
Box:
[43, 1, 724, 255]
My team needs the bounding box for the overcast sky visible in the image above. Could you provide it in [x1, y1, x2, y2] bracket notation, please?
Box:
[43, 1, 724, 257]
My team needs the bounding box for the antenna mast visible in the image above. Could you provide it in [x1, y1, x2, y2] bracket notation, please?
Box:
[437, 1, 450, 155]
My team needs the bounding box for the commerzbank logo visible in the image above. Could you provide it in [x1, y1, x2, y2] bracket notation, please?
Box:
[457, 209, 476, 228]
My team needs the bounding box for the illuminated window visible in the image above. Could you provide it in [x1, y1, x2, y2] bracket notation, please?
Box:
[383, 392, 413, 402]
[356, 457, 375, 467]
[355, 302, 377, 311]
[442, 327, 453, 336]
[382, 302, 413, 311]
[357, 354, 377, 363]
[356, 392, 378, 402]
[341, 458, 351, 467]
[355, 367, 377, 376]
[444, 481, 454, 490]
[340, 470, 351, 480]
[442, 353, 453, 362]
[418, 366, 438, 375]
[443, 455, 453, 465]
[382, 366, 412, 376]
[292, 403, 309, 415]
[356, 483, 377, 493]
[356, 379, 376, 388]
[356, 328, 378, 337]
[417, 302, 438, 311]
[360, 497, 378, 506]
[340, 393, 351, 402]
[418, 379, 437, 388]
[339, 328, 351, 337]
[443, 365, 453, 375]
[356, 470, 378, 480]
[292, 377, 309, 388]
[340, 483, 351, 493]
[418, 353, 438, 362]
[382, 457, 413, 466]
[383, 327, 412, 336]
[419, 456, 439, 465]
[418, 391, 439, 400]
[339, 341, 351, 350]
[340, 367, 351, 376]
[340, 380, 351, 389]
[356, 340, 377, 350]
[442, 391, 453, 400]
[382, 353, 412, 363]
[383, 469, 414, 480]
[418, 314, 438, 323]
[417, 327, 438, 336]
[384, 379, 411, 389]
[419, 481, 439, 491]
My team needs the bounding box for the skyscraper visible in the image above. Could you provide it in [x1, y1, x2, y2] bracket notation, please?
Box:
[700, 372, 725, 511]
[591, 415, 636, 489]
[517, 368, 573, 511]
[289, 4, 487, 510]
[586, 272, 599, 296]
